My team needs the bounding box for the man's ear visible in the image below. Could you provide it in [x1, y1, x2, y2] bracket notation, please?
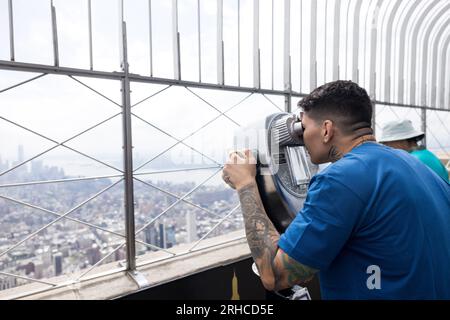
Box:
[322, 120, 334, 143]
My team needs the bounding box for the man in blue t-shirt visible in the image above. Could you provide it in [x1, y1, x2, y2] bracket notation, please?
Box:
[222, 80, 450, 299]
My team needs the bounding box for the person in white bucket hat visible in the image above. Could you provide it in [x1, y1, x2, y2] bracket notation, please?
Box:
[380, 119, 449, 182]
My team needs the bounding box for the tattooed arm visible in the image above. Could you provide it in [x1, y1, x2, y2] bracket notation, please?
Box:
[238, 182, 317, 291]
[223, 150, 317, 291]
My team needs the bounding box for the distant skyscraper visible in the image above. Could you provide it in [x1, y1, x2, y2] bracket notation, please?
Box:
[165, 224, 176, 249]
[0, 156, 8, 173]
[31, 160, 44, 176]
[54, 253, 63, 276]
[42, 247, 52, 267]
[145, 226, 159, 249]
[114, 247, 127, 261]
[0, 277, 17, 291]
[18, 145, 24, 163]
[12, 145, 27, 175]
[186, 211, 197, 243]
[34, 260, 45, 279]
[158, 223, 166, 249]
[86, 244, 101, 265]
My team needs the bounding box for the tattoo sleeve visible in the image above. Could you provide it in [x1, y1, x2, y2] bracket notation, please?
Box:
[238, 182, 317, 291]
[277, 251, 317, 290]
[238, 182, 280, 289]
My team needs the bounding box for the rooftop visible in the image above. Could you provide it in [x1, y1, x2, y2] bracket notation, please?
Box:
[0, 0, 449, 299]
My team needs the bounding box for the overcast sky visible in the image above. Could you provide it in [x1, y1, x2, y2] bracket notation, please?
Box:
[0, 0, 449, 180]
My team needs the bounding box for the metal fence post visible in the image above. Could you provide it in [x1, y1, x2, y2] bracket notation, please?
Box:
[8, 0, 15, 61]
[119, 5, 150, 288]
[421, 108, 427, 147]
[284, 0, 291, 112]
[119, 19, 137, 271]
[372, 102, 376, 137]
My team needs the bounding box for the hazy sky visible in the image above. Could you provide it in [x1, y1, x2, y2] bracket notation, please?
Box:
[0, 0, 449, 179]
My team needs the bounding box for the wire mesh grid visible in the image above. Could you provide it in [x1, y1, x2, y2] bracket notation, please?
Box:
[0, 0, 449, 298]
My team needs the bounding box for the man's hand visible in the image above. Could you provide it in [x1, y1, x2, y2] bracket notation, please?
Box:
[222, 149, 257, 190]
[223, 149, 317, 291]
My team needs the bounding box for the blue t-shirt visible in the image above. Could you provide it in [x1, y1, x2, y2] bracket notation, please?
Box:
[278, 142, 450, 299]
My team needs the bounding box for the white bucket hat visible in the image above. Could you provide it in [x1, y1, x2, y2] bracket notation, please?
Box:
[379, 119, 425, 143]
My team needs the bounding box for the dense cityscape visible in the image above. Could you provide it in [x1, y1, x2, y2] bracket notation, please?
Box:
[0, 146, 242, 291]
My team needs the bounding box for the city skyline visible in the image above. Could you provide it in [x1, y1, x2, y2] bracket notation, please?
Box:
[1, 0, 449, 299]
[0, 143, 241, 292]
[0, 142, 228, 186]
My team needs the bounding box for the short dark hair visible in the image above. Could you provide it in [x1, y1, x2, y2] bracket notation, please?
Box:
[298, 80, 373, 134]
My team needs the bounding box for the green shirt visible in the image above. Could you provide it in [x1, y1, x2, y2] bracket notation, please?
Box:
[410, 149, 449, 183]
